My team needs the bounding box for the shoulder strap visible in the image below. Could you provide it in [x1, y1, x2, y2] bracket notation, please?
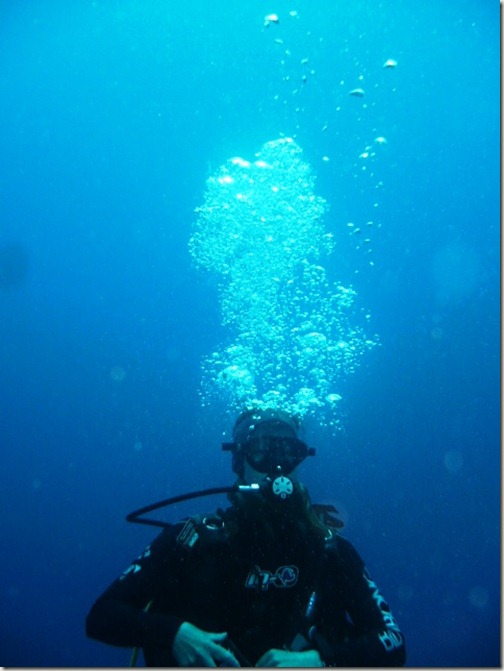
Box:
[176, 513, 228, 551]
[129, 599, 154, 667]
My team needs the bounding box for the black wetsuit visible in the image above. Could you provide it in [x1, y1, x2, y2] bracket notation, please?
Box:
[86, 506, 406, 667]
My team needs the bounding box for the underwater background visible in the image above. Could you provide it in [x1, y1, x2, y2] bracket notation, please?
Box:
[0, 1, 499, 667]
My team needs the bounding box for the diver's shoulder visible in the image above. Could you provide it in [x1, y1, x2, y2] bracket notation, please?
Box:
[169, 511, 229, 551]
[324, 531, 362, 563]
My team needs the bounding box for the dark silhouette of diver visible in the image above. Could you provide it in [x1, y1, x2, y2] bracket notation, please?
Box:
[86, 408, 406, 667]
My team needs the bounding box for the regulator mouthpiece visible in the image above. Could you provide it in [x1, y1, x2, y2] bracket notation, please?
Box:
[271, 474, 294, 499]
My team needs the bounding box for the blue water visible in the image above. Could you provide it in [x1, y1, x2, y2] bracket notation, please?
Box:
[0, 1, 499, 667]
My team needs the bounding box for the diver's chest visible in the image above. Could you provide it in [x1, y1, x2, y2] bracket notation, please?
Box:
[186, 542, 314, 611]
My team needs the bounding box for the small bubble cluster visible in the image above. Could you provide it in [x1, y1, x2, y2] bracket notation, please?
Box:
[189, 138, 377, 427]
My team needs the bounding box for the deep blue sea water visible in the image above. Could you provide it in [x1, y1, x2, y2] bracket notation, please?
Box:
[0, 1, 499, 667]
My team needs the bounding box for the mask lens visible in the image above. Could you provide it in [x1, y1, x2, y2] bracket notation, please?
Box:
[244, 437, 308, 474]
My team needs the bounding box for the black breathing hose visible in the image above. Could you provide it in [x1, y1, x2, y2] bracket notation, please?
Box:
[126, 484, 260, 528]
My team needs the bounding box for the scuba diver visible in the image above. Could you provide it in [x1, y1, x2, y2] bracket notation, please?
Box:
[86, 408, 406, 667]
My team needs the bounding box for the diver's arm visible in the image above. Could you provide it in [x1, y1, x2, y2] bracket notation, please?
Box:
[317, 538, 406, 667]
[85, 526, 184, 655]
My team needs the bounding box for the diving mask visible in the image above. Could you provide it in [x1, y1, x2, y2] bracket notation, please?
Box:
[243, 435, 312, 475]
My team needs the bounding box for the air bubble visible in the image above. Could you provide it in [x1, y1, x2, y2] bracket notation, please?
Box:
[189, 139, 377, 426]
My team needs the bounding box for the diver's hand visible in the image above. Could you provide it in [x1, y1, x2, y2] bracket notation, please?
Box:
[172, 621, 240, 667]
[255, 648, 324, 667]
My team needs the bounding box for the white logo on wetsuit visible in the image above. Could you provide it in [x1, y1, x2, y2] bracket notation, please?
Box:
[363, 568, 403, 652]
[245, 564, 299, 590]
[119, 545, 151, 580]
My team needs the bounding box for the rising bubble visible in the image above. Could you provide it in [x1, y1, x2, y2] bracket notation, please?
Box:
[110, 366, 126, 382]
[189, 138, 377, 426]
[469, 586, 489, 609]
[444, 450, 464, 473]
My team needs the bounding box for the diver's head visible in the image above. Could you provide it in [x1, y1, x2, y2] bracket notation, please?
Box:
[223, 409, 328, 542]
[222, 408, 315, 484]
